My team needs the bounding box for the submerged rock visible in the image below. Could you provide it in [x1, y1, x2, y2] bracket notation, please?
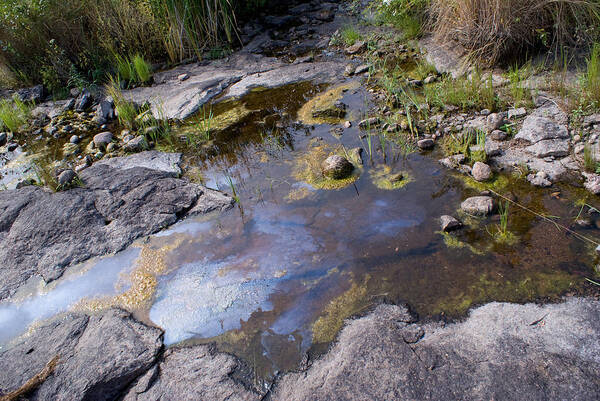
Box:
[322, 155, 354, 179]
[460, 196, 496, 216]
[440, 215, 462, 232]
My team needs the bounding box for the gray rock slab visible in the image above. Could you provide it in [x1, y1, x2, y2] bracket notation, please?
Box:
[0, 309, 162, 401]
[272, 298, 600, 401]
[221, 61, 346, 101]
[123, 53, 283, 121]
[525, 138, 570, 158]
[0, 152, 233, 300]
[515, 115, 569, 144]
[123, 346, 259, 401]
[95, 151, 183, 176]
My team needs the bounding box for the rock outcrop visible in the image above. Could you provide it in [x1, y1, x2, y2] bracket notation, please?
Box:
[0, 151, 234, 300]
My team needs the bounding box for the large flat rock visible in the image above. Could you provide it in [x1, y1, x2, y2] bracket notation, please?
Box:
[123, 346, 259, 401]
[272, 298, 600, 400]
[0, 152, 234, 300]
[123, 52, 345, 121]
[0, 309, 162, 401]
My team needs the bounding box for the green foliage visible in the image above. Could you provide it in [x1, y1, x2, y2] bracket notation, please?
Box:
[341, 26, 361, 46]
[114, 54, 152, 85]
[581, 43, 600, 110]
[186, 106, 214, 148]
[105, 77, 138, 129]
[507, 63, 533, 108]
[424, 70, 497, 111]
[132, 54, 152, 83]
[373, 0, 430, 39]
[0, 0, 261, 87]
[0, 96, 31, 132]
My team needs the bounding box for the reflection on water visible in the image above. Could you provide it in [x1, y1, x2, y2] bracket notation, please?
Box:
[0, 81, 597, 380]
[0, 248, 139, 345]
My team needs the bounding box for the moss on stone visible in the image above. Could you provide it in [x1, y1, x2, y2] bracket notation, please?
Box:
[458, 172, 510, 192]
[437, 231, 485, 256]
[293, 144, 361, 190]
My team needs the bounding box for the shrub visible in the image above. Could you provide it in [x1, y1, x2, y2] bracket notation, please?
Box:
[0, 96, 31, 132]
[373, 0, 430, 39]
[430, 0, 600, 65]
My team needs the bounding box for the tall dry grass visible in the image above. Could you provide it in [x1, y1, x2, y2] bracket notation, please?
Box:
[430, 0, 600, 65]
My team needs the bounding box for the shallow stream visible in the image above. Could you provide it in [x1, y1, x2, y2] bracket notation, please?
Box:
[1, 79, 598, 381]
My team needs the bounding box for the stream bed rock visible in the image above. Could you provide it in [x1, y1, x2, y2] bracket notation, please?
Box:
[0, 151, 234, 300]
[272, 298, 600, 400]
[0, 309, 162, 401]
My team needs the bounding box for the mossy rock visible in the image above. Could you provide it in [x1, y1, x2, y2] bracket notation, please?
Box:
[370, 164, 413, 190]
[293, 144, 361, 190]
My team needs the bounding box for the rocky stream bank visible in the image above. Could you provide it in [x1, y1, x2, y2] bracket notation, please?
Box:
[1, 0, 599, 400]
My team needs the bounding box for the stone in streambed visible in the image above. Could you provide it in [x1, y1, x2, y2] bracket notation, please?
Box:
[93, 131, 113, 149]
[417, 138, 434, 150]
[460, 196, 496, 216]
[440, 215, 463, 232]
[471, 162, 492, 182]
[321, 155, 354, 179]
[58, 169, 77, 187]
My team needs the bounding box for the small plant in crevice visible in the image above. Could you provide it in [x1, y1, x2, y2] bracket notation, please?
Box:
[341, 26, 361, 46]
[105, 77, 138, 129]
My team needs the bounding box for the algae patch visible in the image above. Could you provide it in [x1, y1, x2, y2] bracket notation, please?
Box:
[458, 172, 510, 192]
[297, 81, 360, 125]
[78, 240, 181, 312]
[437, 231, 485, 256]
[370, 164, 413, 190]
[312, 275, 370, 344]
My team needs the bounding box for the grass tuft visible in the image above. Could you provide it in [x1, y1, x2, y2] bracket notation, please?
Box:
[0, 96, 31, 133]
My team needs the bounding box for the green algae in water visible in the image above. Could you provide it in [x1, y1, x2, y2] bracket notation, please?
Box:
[312, 275, 370, 344]
[297, 81, 360, 125]
[293, 145, 361, 190]
[458, 172, 510, 192]
[432, 270, 578, 316]
[370, 164, 413, 190]
[437, 231, 485, 256]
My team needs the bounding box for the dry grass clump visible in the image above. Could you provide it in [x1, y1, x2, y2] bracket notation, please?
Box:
[430, 0, 600, 65]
